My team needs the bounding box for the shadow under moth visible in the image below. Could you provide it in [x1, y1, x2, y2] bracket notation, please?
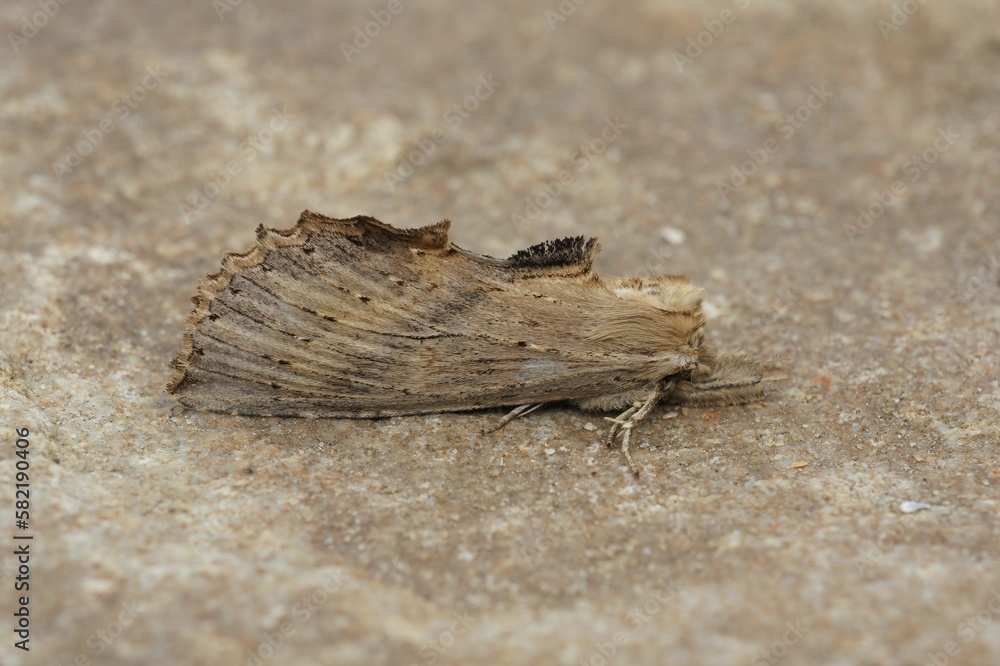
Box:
[169, 211, 766, 475]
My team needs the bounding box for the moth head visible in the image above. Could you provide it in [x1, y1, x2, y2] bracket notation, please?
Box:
[667, 348, 765, 406]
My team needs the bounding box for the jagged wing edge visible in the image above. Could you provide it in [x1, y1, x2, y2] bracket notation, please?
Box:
[167, 210, 452, 394]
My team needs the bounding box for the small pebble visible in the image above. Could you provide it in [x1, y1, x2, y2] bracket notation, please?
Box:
[662, 411, 678, 419]
[544, 448, 556, 456]
[583, 422, 597, 431]
[900, 500, 932, 513]
[659, 226, 686, 245]
[790, 461, 808, 469]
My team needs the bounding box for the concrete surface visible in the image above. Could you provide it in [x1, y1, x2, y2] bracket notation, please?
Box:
[1, 1, 998, 664]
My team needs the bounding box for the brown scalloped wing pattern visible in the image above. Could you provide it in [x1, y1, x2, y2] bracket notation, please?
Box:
[167, 212, 708, 417]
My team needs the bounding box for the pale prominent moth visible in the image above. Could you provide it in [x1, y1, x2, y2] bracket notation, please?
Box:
[169, 211, 765, 475]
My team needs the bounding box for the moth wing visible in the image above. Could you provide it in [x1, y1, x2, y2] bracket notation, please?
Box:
[169, 211, 689, 417]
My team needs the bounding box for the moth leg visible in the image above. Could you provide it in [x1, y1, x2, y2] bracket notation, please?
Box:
[604, 382, 671, 477]
[605, 404, 641, 449]
[484, 403, 546, 434]
[619, 427, 639, 478]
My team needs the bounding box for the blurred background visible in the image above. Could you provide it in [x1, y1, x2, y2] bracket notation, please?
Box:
[1, 1, 998, 664]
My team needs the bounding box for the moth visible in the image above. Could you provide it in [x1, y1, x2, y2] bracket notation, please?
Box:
[169, 211, 766, 475]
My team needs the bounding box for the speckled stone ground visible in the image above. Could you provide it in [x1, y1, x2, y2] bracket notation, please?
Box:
[1, 1, 999, 664]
